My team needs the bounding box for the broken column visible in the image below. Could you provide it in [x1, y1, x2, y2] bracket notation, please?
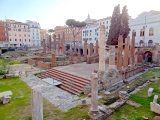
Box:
[62, 32, 65, 54]
[89, 73, 103, 119]
[69, 52, 74, 63]
[96, 40, 98, 54]
[130, 36, 135, 67]
[43, 39, 46, 54]
[77, 51, 81, 62]
[117, 35, 123, 71]
[98, 25, 105, 72]
[109, 45, 116, 70]
[123, 36, 130, 69]
[84, 39, 88, 61]
[52, 53, 56, 66]
[32, 85, 43, 120]
[49, 35, 51, 54]
[53, 35, 56, 53]
[90, 43, 93, 56]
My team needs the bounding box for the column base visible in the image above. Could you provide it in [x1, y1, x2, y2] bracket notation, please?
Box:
[88, 109, 103, 120]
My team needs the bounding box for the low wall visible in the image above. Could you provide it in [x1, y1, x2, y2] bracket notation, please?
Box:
[37, 61, 52, 69]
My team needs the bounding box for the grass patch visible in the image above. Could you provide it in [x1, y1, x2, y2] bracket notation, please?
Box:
[8, 61, 21, 65]
[108, 68, 160, 120]
[0, 77, 89, 120]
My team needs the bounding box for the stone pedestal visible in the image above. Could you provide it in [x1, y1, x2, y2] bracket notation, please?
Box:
[98, 25, 105, 72]
[88, 73, 103, 120]
[109, 45, 116, 70]
[32, 85, 43, 120]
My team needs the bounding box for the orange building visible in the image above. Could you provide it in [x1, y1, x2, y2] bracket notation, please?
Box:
[0, 21, 8, 42]
[54, 26, 82, 45]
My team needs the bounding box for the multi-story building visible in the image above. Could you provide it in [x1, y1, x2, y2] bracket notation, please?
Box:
[26, 20, 40, 46]
[97, 17, 111, 40]
[6, 19, 31, 47]
[129, 10, 160, 46]
[82, 14, 98, 45]
[0, 21, 9, 47]
[54, 26, 82, 45]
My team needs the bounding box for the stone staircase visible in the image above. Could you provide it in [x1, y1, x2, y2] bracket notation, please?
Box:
[40, 69, 90, 95]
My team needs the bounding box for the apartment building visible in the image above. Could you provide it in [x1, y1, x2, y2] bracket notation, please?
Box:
[129, 10, 160, 46]
[26, 20, 40, 46]
[6, 19, 31, 47]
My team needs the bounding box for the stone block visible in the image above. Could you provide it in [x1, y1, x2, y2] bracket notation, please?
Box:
[98, 106, 106, 113]
[119, 91, 129, 100]
[148, 88, 154, 97]
[2, 95, 11, 104]
[153, 116, 160, 120]
[150, 102, 160, 114]
[153, 95, 158, 103]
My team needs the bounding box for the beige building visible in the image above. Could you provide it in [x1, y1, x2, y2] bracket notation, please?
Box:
[6, 19, 31, 47]
[54, 26, 82, 45]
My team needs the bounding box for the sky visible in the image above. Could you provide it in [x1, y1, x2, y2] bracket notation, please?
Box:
[0, 0, 160, 29]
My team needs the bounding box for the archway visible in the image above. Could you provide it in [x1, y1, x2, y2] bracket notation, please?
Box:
[80, 48, 83, 55]
[144, 51, 152, 63]
[139, 40, 144, 46]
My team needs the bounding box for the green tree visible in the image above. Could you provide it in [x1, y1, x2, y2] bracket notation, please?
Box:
[107, 4, 121, 45]
[119, 5, 130, 42]
[66, 19, 86, 52]
[48, 29, 54, 35]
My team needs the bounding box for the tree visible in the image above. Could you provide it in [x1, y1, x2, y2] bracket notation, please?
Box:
[48, 29, 54, 35]
[107, 5, 130, 45]
[107, 4, 121, 45]
[66, 19, 86, 52]
[119, 5, 130, 42]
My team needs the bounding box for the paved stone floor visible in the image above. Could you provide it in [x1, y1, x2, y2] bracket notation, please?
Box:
[54, 62, 109, 80]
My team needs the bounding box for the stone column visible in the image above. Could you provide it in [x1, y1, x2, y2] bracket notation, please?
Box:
[98, 25, 106, 72]
[90, 43, 93, 56]
[32, 86, 43, 120]
[130, 36, 135, 67]
[96, 40, 98, 54]
[77, 51, 81, 62]
[89, 73, 99, 114]
[123, 36, 130, 69]
[117, 35, 123, 70]
[49, 35, 51, 54]
[58, 34, 60, 54]
[62, 32, 65, 54]
[53, 35, 56, 53]
[52, 53, 56, 66]
[84, 39, 88, 61]
[109, 45, 116, 70]
[43, 39, 46, 54]
[89, 73, 103, 119]
[69, 52, 74, 63]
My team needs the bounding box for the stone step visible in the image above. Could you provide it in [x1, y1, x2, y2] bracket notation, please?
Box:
[43, 71, 88, 87]
[60, 85, 80, 95]
[50, 69, 90, 83]
[41, 73, 83, 91]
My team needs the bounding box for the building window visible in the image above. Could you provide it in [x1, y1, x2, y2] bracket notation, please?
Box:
[20, 39, 21, 41]
[19, 34, 21, 36]
[90, 30, 92, 32]
[140, 29, 144, 36]
[18, 29, 21, 32]
[10, 39, 12, 41]
[149, 27, 154, 36]
[29, 35, 30, 37]
[8, 28, 11, 31]
[15, 34, 16, 36]
[29, 39, 30, 42]
[4, 23, 6, 26]
[132, 30, 136, 37]
[148, 40, 153, 46]
[90, 38, 92, 40]
[4, 28, 6, 31]
[139, 40, 144, 46]
[24, 34, 26, 37]
[106, 21, 108, 24]
[25, 39, 26, 42]
[15, 39, 17, 41]
[103, 22, 104, 24]
[106, 26, 108, 29]
[4, 33, 7, 36]
[24, 26, 25, 28]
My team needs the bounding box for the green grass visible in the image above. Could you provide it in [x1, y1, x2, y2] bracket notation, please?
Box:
[0, 77, 89, 120]
[8, 61, 21, 65]
[108, 68, 160, 120]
